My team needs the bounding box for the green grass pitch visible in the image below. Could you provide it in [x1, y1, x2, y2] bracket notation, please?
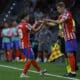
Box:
[0, 61, 80, 80]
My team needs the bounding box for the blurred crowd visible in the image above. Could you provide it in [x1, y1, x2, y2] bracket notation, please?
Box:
[0, 14, 59, 63]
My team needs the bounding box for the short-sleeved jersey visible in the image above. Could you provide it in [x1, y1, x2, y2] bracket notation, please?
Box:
[58, 10, 76, 41]
[2, 28, 11, 43]
[18, 22, 32, 49]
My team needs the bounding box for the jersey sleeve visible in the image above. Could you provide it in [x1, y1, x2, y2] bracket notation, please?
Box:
[26, 24, 32, 31]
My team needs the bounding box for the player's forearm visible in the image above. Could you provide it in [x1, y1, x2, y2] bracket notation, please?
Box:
[33, 23, 43, 32]
[46, 19, 63, 24]
[32, 20, 45, 31]
[46, 22, 57, 26]
[44, 19, 59, 24]
[52, 18, 67, 24]
[50, 20, 60, 24]
[44, 19, 53, 22]
[32, 21, 38, 29]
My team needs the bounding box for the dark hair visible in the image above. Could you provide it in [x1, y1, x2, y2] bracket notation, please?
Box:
[17, 13, 28, 23]
[20, 13, 28, 20]
[56, 2, 65, 8]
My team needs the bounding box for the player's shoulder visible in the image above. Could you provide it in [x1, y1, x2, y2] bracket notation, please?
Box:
[68, 12, 72, 15]
[18, 23, 23, 27]
[17, 23, 23, 30]
[65, 10, 72, 16]
[4, 28, 10, 31]
[2, 28, 9, 33]
[18, 22, 28, 28]
[62, 10, 71, 18]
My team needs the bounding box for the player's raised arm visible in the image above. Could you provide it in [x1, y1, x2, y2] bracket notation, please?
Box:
[46, 22, 57, 26]
[43, 17, 67, 26]
[42, 19, 57, 26]
[31, 21, 44, 32]
[48, 18, 67, 24]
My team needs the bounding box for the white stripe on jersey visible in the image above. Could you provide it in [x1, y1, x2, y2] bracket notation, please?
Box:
[26, 24, 32, 31]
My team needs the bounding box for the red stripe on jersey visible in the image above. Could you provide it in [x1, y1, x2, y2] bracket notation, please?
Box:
[18, 22, 31, 49]
[58, 10, 76, 41]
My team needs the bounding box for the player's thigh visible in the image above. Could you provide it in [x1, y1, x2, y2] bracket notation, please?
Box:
[65, 39, 77, 54]
[22, 48, 34, 59]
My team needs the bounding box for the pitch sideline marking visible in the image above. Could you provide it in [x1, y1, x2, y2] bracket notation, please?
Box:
[0, 64, 79, 80]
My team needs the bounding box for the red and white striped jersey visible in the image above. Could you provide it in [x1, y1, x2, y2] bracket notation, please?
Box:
[18, 22, 32, 48]
[58, 10, 76, 41]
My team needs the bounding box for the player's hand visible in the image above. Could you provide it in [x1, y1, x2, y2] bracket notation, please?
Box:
[34, 20, 38, 24]
[43, 19, 49, 21]
[43, 19, 53, 22]
[38, 20, 44, 23]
